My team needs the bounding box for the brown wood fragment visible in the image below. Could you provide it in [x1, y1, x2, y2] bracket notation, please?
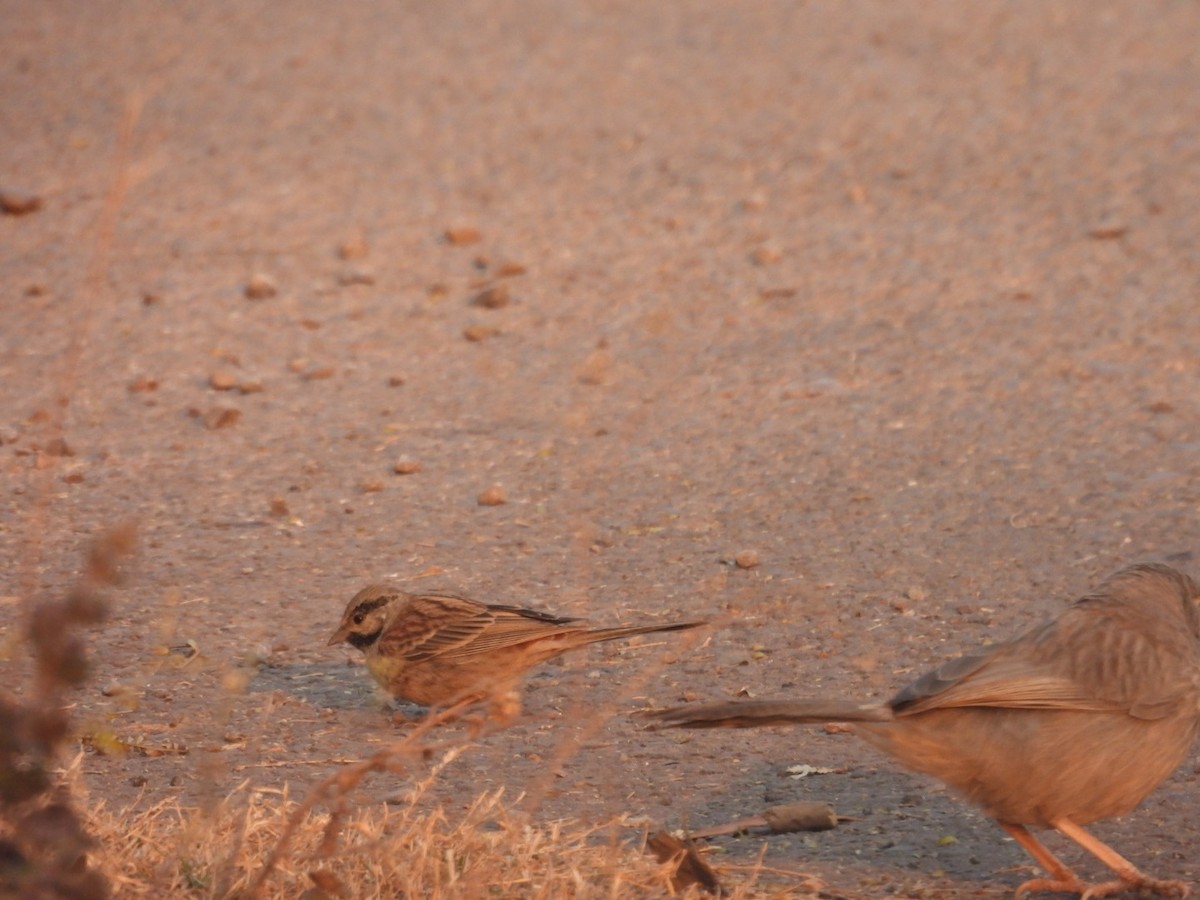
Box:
[687, 801, 845, 838]
[645, 831, 720, 894]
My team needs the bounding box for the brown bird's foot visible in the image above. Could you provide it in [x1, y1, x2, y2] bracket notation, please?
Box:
[460, 690, 524, 738]
[489, 689, 522, 724]
[1014, 876, 1088, 899]
[1003, 820, 1190, 898]
[1003, 822, 1087, 898]
[1050, 818, 1189, 899]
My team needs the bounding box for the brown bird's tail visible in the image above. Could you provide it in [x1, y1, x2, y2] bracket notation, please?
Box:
[643, 699, 892, 729]
[582, 620, 706, 645]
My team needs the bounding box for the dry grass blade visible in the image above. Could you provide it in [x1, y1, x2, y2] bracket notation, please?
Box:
[244, 697, 481, 899]
[87, 774, 722, 898]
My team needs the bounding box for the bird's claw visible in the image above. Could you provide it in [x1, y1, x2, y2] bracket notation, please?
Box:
[1015, 876, 1087, 898]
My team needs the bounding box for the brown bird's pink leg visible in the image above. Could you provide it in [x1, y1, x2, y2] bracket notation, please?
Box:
[1001, 822, 1087, 898]
[1051, 817, 1189, 899]
[487, 688, 523, 725]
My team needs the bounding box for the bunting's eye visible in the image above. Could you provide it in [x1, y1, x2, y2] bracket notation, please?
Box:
[353, 611, 366, 625]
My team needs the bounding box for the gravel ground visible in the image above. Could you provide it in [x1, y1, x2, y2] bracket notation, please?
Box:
[2, 2, 1199, 896]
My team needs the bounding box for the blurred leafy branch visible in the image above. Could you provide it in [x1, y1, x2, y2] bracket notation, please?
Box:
[0, 524, 136, 900]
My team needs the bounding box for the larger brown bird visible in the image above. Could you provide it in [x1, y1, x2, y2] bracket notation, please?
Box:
[329, 585, 704, 719]
[645, 563, 1200, 899]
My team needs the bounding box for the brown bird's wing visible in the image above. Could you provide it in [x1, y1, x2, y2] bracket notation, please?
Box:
[889, 646, 1125, 716]
[891, 597, 1198, 720]
[377, 594, 581, 663]
[439, 604, 587, 657]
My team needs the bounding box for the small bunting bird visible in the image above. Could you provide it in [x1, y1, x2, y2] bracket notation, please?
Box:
[328, 584, 703, 719]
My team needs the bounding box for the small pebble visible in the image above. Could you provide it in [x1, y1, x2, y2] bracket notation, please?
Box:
[209, 370, 238, 391]
[338, 234, 369, 260]
[477, 484, 507, 506]
[43, 437, 73, 457]
[1088, 220, 1128, 240]
[576, 349, 611, 385]
[741, 192, 768, 212]
[471, 285, 510, 309]
[734, 550, 760, 569]
[444, 225, 481, 246]
[493, 261, 528, 278]
[244, 274, 277, 300]
[0, 190, 43, 216]
[128, 375, 159, 393]
[463, 324, 498, 342]
[361, 479, 385, 494]
[393, 458, 421, 475]
[268, 497, 290, 517]
[905, 586, 927, 602]
[387, 375, 406, 387]
[337, 269, 375, 286]
[751, 245, 783, 265]
[203, 407, 241, 430]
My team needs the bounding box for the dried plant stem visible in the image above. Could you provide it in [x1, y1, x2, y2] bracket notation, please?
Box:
[243, 698, 481, 899]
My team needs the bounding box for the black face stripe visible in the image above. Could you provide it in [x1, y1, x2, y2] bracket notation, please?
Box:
[354, 596, 393, 617]
[348, 626, 384, 649]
